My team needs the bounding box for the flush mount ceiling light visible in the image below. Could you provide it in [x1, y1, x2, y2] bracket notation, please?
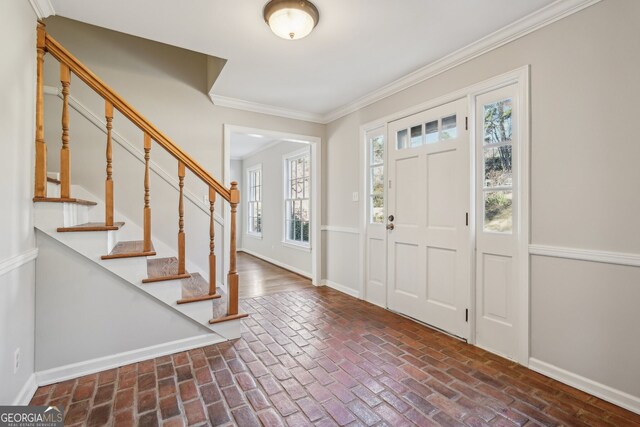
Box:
[263, 0, 319, 40]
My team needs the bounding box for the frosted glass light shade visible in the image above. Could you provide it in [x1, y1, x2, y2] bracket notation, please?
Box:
[264, 0, 319, 40]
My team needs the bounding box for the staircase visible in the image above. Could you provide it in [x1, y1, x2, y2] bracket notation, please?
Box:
[32, 22, 247, 339]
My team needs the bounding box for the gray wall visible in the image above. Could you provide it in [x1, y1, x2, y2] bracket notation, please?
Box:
[35, 232, 211, 371]
[0, 1, 37, 404]
[322, 0, 640, 400]
[241, 142, 312, 275]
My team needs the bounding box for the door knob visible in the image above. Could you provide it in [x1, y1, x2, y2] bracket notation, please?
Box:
[386, 223, 395, 231]
[388, 214, 394, 222]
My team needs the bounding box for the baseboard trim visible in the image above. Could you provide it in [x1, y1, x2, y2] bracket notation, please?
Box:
[13, 373, 38, 405]
[528, 358, 640, 415]
[238, 248, 311, 279]
[529, 244, 640, 268]
[36, 334, 226, 386]
[320, 279, 361, 299]
[0, 248, 38, 278]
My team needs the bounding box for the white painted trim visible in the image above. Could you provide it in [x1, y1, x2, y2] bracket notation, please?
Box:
[321, 225, 360, 235]
[281, 241, 311, 253]
[36, 334, 225, 386]
[205, 0, 600, 125]
[13, 374, 38, 406]
[323, 0, 599, 123]
[238, 248, 311, 279]
[44, 86, 224, 226]
[529, 358, 640, 415]
[28, 0, 55, 19]
[0, 248, 38, 278]
[224, 124, 322, 286]
[529, 244, 640, 268]
[211, 94, 325, 124]
[320, 279, 361, 299]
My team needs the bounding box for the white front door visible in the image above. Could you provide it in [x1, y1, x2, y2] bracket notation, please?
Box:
[474, 84, 520, 359]
[364, 127, 387, 307]
[386, 98, 471, 339]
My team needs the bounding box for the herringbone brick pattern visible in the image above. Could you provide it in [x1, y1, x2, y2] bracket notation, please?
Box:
[31, 287, 640, 426]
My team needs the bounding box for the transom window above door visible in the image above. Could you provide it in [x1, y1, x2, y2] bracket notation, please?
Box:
[396, 113, 458, 149]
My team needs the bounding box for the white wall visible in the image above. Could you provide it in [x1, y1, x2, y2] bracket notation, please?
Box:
[0, 1, 38, 405]
[35, 232, 212, 372]
[241, 141, 312, 276]
[42, 17, 324, 279]
[323, 0, 640, 407]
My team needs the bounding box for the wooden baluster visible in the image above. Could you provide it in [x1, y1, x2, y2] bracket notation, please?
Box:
[177, 161, 186, 275]
[143, 134, 152, 252]
[209, 187, 217, 297]
[60, 64, 71, 198]
[34, 22, 47, 199]
[227, 182, 240, 316]
[105, 101, 114, 226]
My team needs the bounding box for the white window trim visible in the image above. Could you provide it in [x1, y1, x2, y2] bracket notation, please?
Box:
[246, 163, 263, 238]
[283, 147, 312, 249]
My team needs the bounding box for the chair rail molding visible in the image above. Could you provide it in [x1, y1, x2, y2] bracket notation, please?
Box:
[321, 225, 360, 235]
[0, 248, 39, 278]
[44, 86, 224, 226]
[529, 244, 640, 268]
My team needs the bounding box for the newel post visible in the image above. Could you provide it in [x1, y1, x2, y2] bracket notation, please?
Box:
[34, 21, 47, 198]
[227, 181, 240, 316]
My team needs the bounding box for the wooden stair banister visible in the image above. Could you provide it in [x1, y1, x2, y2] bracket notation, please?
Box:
[35, 23, 245, 324]
[34, 22, 47, 198]
[105, 101, 114, 227]
[60, 63, 71, 198]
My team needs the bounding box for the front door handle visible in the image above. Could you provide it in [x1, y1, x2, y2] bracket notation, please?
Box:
[386, 223, 395, 231]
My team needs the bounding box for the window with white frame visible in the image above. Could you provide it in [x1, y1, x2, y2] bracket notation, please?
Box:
[247, 165, 262, 236]
[284, 150, 311, 246]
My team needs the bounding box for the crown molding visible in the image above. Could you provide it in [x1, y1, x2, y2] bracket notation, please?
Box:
[210, 94, 325, 124]
[322, 0, 602, 123]
[28, 0, 55, 19]
[209, 0, 601, 125]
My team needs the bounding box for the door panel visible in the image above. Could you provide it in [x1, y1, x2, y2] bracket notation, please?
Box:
[364, 128, 387, 307]
[387, 98, 470, 339]
[475, 84, 519, 359]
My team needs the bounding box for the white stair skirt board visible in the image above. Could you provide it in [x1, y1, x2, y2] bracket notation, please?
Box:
[238, 248, 312, 279]
[320, 279, 360, 299]
[34, 183, 241, 340]
[36, 334, 227, 387]
[13, 374, 38, 406]
[528, 358, 640, 415]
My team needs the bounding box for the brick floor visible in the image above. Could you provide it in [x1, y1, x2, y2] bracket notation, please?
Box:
[31, 287, 640, 426]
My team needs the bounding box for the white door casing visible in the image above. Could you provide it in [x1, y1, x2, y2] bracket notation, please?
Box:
[386, 98, 471, 339]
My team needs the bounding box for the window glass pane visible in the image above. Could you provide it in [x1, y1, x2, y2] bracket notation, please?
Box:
[484, 146, 512, 188]
[371, 166, 384, 195]
[301, 200, 310, 222]
[410, 125, 422, 147]
[484, 191, 512, 233]
[303, 177, 310, 199]
[371, 136, 384, 164]
[296, 158, 305, 179]
[441, 115, 457, 140]
[371, 195, 384, 224]
[484, 98, 513, 145]
[302, 222, 310, 243]
[397, 129, 408, 150]
[425, 120, 438, 144]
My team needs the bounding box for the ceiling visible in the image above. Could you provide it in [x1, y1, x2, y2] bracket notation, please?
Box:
[48, 0, 561, 120]
[230, 132, 277, 160]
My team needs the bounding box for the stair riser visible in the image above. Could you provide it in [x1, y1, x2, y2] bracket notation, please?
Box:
[47, 181, 60, 198]
[35, 202, 91, 230]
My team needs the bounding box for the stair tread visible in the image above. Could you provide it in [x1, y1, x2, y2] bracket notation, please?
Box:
[178, 273, 247, 323]
[33, 197, 97, 206]
[101, 240, 156, 260]
[47, 177, 61, 184]
[142, 257, 190, 283]
[57, 222, 124, 232]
